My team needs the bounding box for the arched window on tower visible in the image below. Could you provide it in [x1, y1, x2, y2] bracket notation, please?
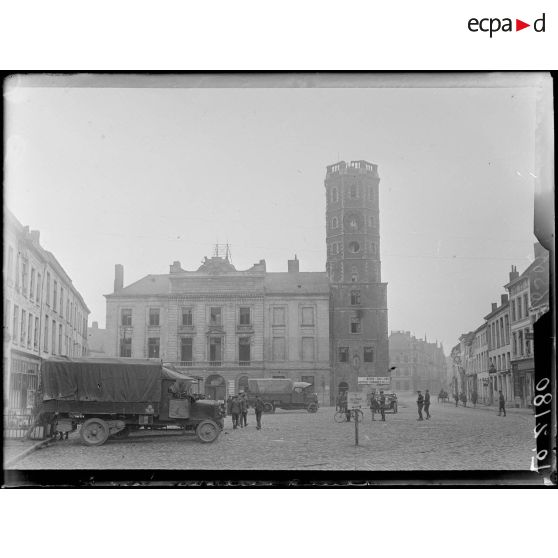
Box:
[331, 188, 338, 203]
[332, 216, 338, 229]
[350, 185, 357, 199]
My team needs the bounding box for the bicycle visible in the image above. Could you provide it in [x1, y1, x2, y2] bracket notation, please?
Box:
[334, 408, 364, 423]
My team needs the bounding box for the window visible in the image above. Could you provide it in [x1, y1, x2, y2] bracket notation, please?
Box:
[209, 336, 222, 365]
[239, 337, 251, 364]
[369, 242, 377, 255]
[301, 307, 314, 326]
[121, 308, 132, 326]
[59, 324, 63, 355]
[120, 333, 132, 357]
[148, 337, 160, 358]
[181, 307, 193, 326]
[29, 268, 35, 300]
[273, 307, 285, 326]
[364, 347, 374, 363]
[511, 299, 516, 321]
[517, 297, 522, 320]
[504, 315, 510, 344]
[34, 317, 39, 349]
[21, 259, 28, 295]
[210, 307, 222, 326]
[350, 290, 361, 305]
[518, 331, 524, 356]
[53, 280, 58, 311]
[349, 241, 360, 253]
[149, 308, 160, 326]
[60, 287, 63, 316]
[523, 294, 529, 317]
[351, 316, 361, 334]
[496, 321, 500, 348]
[46, 273, 51, 305]
[302, 337, 315, 361]
[525, 328, 531, 355]
[332, 216, 338, 229]
[44, 315, 49, 351]
[52, 320, 56, 354]
[36, 273, 41, 301]
[350, 184, 357, 198]
[7, 246, 14, 281]
[12, 305, 19, 342]
[272, 337, 286, 361]
[338, 346, 349, 363]
[331, 187, 338, 203]
[27, 313, 33, 347]
[368, 186, 374, 201]
[20, 309, 26, 344]
[239, 307, 251, 325]
[180, 337, 193, 363]
[348, 216, 359, 231]
[15, 253, 21, 290]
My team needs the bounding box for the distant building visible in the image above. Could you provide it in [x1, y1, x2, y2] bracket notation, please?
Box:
[389, 331, 447, 393]
[87, 321, 108, 358]
[3, 210, 90, 414]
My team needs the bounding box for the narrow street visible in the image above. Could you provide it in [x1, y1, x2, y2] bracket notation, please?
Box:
[7, 394, 535, 470]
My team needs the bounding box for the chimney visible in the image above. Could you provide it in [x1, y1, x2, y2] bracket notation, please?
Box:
[491, 303, 497, 312]
[30, 230, 40, 244]
[501, 294, 508, 305]
[92, 321, 99, 330]
[509, 265, 519, 282]
[114, 264, 124, 293]
[170, 261, 182, 273]
[288, 254, 299, 273]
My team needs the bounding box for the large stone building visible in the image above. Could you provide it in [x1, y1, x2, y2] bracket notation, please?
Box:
[388, 331, 447, 394]
[103, 160, 390, 403]
[3, 210, 90, 415]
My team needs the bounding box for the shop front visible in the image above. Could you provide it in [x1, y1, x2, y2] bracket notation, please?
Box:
[512, 358, 534, 408]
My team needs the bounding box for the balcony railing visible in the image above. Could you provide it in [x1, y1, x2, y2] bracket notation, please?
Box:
[167, 360, 261, 369]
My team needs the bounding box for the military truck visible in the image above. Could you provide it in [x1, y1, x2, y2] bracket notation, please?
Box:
[245, 378, 319, 413]
[35, 357, 225, 445]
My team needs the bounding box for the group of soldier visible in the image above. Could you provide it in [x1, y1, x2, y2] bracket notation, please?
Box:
[226, 392, 265, 430]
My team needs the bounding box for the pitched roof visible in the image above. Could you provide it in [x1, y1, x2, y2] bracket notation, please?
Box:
[106, 274, 170, 297]
[264, 272, 329, 294]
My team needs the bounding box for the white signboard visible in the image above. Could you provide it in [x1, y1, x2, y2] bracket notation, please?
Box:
[358, 376, 391, 385]
[347, 391, 365, 408]
[228, 380, 236, 395]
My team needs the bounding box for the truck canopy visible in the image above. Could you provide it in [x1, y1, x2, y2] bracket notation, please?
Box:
[41, 357, 195, 403]
[247, 378, 311, 394]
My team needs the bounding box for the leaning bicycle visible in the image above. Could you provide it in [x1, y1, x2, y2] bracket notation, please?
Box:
[334, 408, 364, 423]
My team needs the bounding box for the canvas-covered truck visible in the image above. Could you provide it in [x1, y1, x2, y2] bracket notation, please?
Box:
[246, 378, 319, 413]
[35, 357, 225, 445]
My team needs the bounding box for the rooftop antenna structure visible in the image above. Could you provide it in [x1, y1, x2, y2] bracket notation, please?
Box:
[212, 242, 233, 263]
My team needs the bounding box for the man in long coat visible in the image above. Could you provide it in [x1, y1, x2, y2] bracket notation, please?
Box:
[417, 391, 424, 421]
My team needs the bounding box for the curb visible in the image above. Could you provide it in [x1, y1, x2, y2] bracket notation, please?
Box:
[4, 438, 56, 468]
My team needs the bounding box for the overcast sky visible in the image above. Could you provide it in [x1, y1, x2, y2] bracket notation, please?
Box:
[5, 77, 540, 352]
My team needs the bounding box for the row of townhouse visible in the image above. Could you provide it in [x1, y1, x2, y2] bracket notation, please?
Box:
[3, 210, 90, 415]
[449, 243, 550, 408]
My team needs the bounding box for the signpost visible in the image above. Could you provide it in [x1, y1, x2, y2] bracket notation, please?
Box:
[358, 376, 390, 385]
[347, 391, 364, 446]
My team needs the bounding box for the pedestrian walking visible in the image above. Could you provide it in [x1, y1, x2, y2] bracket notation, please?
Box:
[254, 395, 264, 430]
[417, 391, 424, 421]
[230, 396, 242, 429]
[460, 392, 467, 407]
[239, 392, 248, 427]
[471, 391, 478, 407]
[424, 389, 431, 419]
[498, 390, 507, 417]
[226, 395, 233, 416]
[379, 390, 386, 421]
[370, 392, 378, 421]
[454, 392, 459, 407]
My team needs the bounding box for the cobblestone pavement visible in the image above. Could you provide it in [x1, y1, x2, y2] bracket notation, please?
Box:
[8, 395, 535, 470]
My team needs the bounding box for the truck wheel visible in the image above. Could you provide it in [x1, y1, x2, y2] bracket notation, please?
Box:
[263, 402, 274, 413]
[80, 418, 110, 446]
[196, 420, 220, 443]
[307, 403, 318, 413]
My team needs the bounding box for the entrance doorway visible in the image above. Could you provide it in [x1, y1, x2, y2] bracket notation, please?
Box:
[205, 374, 226, 401]
[238, 375, 249, 394]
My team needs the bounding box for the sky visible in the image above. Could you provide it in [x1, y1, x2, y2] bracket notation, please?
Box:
[4, 77, 540, 352]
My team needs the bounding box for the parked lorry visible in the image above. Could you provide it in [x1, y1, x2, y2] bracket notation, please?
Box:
[245, 378, 319, 413]
[35, 357, 225, 445]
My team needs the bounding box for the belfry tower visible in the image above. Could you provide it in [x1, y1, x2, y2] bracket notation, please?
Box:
[325, 160, 389, 399]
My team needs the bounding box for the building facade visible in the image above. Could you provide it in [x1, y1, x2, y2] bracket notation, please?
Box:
[388, 331, 447, 394]
[3, 210, 90, 415]
[104, 256, 331, 403]
[325, 161, 389, 396]
[87, 321, 108, 358]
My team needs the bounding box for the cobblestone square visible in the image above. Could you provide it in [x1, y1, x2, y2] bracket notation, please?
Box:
[7, 394, 535, 471]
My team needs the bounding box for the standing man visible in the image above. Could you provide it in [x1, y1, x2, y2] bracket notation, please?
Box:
[230, 396, 241, 429]
[379, 390, 386, 422]
[454, 392, 459, 407]
[424, 389, 431, 420]
[370, 392, 378, 421]
[498, 390, 507, 417]
[239, 392, 249, 427]
[254, 395, 264, 430]
[417, 391, 424, 421]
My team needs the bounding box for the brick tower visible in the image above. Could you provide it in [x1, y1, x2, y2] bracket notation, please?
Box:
[325, 160, 389, 401]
